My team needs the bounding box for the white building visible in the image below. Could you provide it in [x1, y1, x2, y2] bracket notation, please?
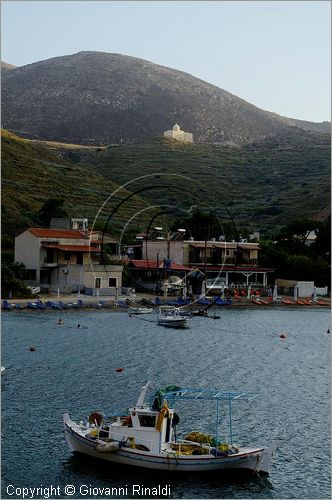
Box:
[14, 223, 123, 295]
[163, 123, 193, 143]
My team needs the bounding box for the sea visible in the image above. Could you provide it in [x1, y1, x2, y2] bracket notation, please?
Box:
[1, 307, 331, 499]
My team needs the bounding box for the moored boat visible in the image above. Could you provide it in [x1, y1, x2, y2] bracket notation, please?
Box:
[63, 381, 276, 474]
[157, 306, 188, 328]
[129, 307, 154, 315]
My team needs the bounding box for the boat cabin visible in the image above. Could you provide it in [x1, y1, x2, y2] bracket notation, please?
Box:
[108, 384, 176, 453]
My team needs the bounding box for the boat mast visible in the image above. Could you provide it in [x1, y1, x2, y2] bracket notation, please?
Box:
[136, 381, 151, 408]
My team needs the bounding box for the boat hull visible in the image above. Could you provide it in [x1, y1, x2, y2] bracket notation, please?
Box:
[157, 320, 188, 328]
[129, 308, 153, 314]
[64, 414, 274, 473]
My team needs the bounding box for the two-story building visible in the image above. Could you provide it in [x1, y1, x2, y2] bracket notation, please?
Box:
[140, 238, 274, 287]
[14, 220, 123, 295]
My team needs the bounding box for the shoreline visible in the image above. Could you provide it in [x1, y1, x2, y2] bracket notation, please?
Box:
[2, 293, 330, 311]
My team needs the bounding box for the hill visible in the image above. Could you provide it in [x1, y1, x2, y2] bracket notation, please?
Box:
[51, 130, 331, 235]
[2, 127, 330, 247]
[1, 51, 330, 146]
[1, 130, 153, 246]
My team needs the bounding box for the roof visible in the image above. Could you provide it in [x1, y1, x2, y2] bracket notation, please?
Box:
[25, 227, 118, 242]
[129, 259, 191, 271]
[163, 387, 259, 402]
[41, 244, 100, 253]
[28, 228, 87, 239]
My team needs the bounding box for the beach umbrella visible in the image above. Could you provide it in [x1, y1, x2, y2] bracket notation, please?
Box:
[273, 285, 278, 303]
[247, 285, 251, 299]
[293, 286, 298, 301]
[312, 286, 317, 304]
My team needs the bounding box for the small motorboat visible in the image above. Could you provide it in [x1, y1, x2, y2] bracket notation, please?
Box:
[191, 309, 209, 317]
[157, 306, 189, 328]
[1, 367, 5, 376]
[63, 381, 276, 474]
[129, 307, 154, 315]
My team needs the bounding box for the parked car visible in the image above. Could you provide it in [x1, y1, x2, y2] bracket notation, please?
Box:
[156, 276, 184, 295]
[27, 286, 41, 295]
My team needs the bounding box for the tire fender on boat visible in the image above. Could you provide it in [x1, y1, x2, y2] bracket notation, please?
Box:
[96, 442, 120, 453]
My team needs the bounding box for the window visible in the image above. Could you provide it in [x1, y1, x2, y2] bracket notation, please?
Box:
[64, 252, 71, 262]
[76, 253, 83, 265]
[108, 277, 117, 287]
[46, 248, 55, 263]
[95, 277, 101, 288]
[138, 415, 156, 427]
[24, 269, 36, 280]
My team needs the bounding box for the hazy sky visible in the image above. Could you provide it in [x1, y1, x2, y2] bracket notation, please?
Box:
[1, 1, 330, 122]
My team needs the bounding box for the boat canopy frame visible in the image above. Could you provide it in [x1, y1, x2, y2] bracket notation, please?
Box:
[161, 387, 259, 446]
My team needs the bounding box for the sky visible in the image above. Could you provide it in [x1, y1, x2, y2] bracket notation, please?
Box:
[1, 1, 330, 122]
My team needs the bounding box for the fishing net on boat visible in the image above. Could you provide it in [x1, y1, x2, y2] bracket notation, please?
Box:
[184, 431, 212, 444]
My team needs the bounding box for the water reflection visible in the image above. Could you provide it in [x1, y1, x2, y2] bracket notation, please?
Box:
[61, 454, 275, 498]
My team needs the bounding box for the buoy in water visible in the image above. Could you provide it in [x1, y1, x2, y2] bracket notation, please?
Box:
[115, 367, 124, 373]
[29, 346, 36, 352]
[279, 333, 287, 339]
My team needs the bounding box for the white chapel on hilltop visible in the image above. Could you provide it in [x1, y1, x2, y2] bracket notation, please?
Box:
[163, 123, 193, 143]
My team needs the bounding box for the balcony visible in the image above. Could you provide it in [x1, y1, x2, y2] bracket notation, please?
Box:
[188, 256, 258, 267]
[42, 260, 59, 268]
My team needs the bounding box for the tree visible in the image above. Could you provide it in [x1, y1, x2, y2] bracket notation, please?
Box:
[311, 217, 331, 260]
[34, 198, 68, 227]
[276, 219, 318, 245]
[259, 217, 331, 287]
[172, 208, 240, 241]
[1, 261, 31, 298]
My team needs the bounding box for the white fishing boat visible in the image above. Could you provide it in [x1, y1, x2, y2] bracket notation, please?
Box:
[63, 381, 276, 474]
[157, 306, 188, 328]
[129, 307, 154, 315]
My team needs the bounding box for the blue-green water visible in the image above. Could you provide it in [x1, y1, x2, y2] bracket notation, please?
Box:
[1, 308, 331, 499]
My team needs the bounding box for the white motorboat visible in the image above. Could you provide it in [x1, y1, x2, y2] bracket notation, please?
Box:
[63, 381, 276, 474]
[129, 307, 154, 315]
[1, 367, 5, 376]
[157, 306, 188, 328]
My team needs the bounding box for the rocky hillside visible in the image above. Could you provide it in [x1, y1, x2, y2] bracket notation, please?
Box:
[2, 51, 330, 145]
[47, 130, 331, 235]
[1, 61, 16, 71]
[2, 125, 330, 246]
[1, 129, 152, 245]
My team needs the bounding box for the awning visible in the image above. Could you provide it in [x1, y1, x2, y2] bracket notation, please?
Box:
[129, 259, 192, 271]
[193, 265, 275, 272]
[42, 244, 100, 253]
